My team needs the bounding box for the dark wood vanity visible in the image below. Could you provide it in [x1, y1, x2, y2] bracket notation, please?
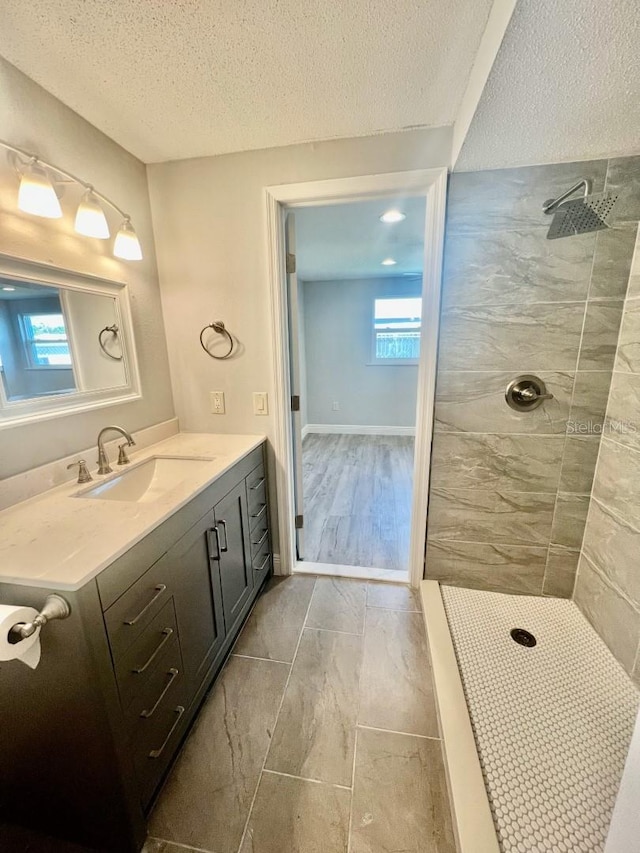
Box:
[0, 441, 272, 852]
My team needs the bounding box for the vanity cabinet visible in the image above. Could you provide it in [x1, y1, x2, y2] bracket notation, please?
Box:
[0, 441, 272, 853]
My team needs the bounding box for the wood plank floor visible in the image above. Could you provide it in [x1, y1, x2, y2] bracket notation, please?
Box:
[301, 433, 414, 572]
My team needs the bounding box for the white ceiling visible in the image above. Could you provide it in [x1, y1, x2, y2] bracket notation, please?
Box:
[0, 0, 493, 163]
[456, 0, 640, 171]
[294, 196, 426, 281]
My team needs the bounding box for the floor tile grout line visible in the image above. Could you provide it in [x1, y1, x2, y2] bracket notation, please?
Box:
[231, 652, 292, 665]
[348, 602, 368, 853]
[262, 768, 352, 790]
[147, 836, 215, 853]
[356, 723, 441, 741]
[235, 577, 318, 853]
[304, 625, 364, 636]
[366, 603, 421, 613]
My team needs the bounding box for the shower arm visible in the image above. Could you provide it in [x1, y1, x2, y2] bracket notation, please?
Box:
[543, 179, 592, 215]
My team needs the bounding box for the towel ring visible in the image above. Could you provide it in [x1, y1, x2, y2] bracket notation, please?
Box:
[199, 321, 235, 360]
[98, 324, 123, 361]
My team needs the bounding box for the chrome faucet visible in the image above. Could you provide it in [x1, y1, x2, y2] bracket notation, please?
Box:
[97, 425, 136, 475]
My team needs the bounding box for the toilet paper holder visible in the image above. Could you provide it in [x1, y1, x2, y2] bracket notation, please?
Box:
[8, 595, 71, 642]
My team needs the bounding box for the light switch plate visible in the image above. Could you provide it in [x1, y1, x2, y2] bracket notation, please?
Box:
[253, 392, 269, 415]
[210, 391, 225, 414]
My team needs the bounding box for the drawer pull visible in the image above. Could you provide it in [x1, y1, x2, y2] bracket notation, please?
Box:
[252, 528, 269, 548]
[256, 553, 270, 573]
[208, 527, 221, 561]
[251, 504, 267, 521]
[124, 584, 167, 626]
[133, 628, 174, 674]
[140, 668, 179, 719]
[149, 705, 185, 759]
[218, 519, 229, 552]
[250, 476, 265, 490]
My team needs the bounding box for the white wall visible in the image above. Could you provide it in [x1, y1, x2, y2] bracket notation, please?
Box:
[0, 58, 174, 478]
[303, 277, 420, 428]
[605, 708, 640, 852]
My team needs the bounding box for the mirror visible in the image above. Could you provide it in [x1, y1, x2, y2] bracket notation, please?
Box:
[0, 255, 140, 426]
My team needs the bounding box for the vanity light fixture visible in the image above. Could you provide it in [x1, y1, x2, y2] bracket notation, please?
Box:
[380, 209, 406, 224]
[381, 257, 397, 266]
[2, 286, 16, 292]
[1, 138, 143, 261]
[75, 188, 110, 239]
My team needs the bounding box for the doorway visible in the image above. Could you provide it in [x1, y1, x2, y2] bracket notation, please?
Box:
[265, 169, 447, 588]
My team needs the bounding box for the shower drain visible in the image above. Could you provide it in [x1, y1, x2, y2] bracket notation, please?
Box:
[510, 628, 537, 647]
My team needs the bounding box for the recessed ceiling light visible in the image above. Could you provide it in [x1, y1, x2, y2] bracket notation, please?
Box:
[2, 286, 16, 292]
[381, 258, 397, 266]
[380, 210, 406, 224]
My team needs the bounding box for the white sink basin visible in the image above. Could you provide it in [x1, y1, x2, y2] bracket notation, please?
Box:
[76, 455, 214, 503]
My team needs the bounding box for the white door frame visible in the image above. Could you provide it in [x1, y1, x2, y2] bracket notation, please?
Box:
[264, 168, 448, 588]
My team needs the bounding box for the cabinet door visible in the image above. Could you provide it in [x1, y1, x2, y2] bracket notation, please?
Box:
[214, 482, 254, 634]
[156, 510, 225, 699]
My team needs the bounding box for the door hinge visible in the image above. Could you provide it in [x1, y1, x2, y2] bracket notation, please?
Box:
[286, 252, 296, 274]
[295, 514, 304, 529]
[291, 395, 300, 412]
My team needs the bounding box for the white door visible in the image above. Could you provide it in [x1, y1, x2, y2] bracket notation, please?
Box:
[286, 213, 305, 559]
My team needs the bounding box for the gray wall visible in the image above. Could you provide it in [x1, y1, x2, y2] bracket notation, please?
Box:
[0, 58, 174, 478]
[303, 277, 420, 428]
[425, 157, 639, 597]
[574, 162, 640, 684]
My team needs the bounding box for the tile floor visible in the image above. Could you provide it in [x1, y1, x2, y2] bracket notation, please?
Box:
[145, 575, 455, 853]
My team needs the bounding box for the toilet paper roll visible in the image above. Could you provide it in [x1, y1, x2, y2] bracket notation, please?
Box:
[0, 605, 42, 669]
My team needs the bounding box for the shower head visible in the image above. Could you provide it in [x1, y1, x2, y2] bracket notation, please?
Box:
[543, 178, 619, 240]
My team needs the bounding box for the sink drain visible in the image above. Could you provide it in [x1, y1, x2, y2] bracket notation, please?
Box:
[510, 628, 537, 647]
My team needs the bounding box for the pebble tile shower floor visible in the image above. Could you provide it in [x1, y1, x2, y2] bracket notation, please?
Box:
[441, 586, 640, 853]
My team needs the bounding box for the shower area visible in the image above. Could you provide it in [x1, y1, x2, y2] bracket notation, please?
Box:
[423, 156, 640, 851]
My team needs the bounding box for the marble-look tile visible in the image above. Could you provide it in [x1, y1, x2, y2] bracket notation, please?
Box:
[576, 300, 624, 371]
[550, 493, 590, 549]
[430, 433, 564, 493]
[434, 370, 573, 435]
[542, 546, 579, 598]
[233, 575, 315, 662]
[359, 608, 437, 737]
[626, 237, 640, 299]
[558, 437, 600, 493]
[582, 498, 640, 607]
[366, 582, 421, 612]
[447, 161, 607, 234]
[605, 370, 640, 452]
[239, 772, 350, 853]
[615, 298, 640, 374]
[633, 647, 640, 689]
[143, 841, 200, 853]
[350, 728, 455, 853]
[588, 226, 638, 300]
[427, 488, 555, 546]
[606, 156, 640, 224]
[149, 655, 290, 853]
[265, 628, 362, 787]
[592, 437, 640, 531]
[305, 577, 366, 634]
[442, 228, 594, 308]
[438, 302, 585, 371]
[568, 371, 613, 433]
[573, 556, 640, 675]
[425, 540, 546, 595]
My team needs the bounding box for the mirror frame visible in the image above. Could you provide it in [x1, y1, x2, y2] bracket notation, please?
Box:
[0, 253, 141, 429]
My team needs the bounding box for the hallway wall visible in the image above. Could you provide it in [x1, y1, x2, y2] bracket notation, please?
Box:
[425, 156, 639, 597]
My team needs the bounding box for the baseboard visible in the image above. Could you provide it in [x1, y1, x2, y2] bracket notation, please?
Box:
[304, 424, 416, 436]
[272, 553, 282, 575]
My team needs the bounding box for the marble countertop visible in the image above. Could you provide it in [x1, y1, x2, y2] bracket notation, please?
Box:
[0, 433, 266, 591]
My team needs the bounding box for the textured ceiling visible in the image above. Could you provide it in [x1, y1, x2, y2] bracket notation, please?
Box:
[0, 0, 492, 163]
[456, 0, 640, 171]
[295, 196, 426, 281]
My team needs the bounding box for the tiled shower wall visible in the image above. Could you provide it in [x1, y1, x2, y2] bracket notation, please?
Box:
[425, 157, 640, 598]
[574, 176, 640, 683]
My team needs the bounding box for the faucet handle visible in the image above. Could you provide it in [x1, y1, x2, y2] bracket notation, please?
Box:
[117, 443, 132, 465]
[67, 459, 93, 484]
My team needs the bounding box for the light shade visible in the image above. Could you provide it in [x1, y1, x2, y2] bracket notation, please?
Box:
[113, 219, 143, 261]
[380, 209, 406, 223]
[18, 161, 62, 219]
[75, 190, 110, 238]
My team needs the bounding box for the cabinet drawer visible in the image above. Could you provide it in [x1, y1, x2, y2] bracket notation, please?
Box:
[248, 499, 268, 533]
[250, 522, 269, 559]
[124, 633, 183, 729]
[115, 598, 178, 710]
[105, 558, 174, 663]
[252, 535, 271, 576]
[247, 466, 267, 519]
